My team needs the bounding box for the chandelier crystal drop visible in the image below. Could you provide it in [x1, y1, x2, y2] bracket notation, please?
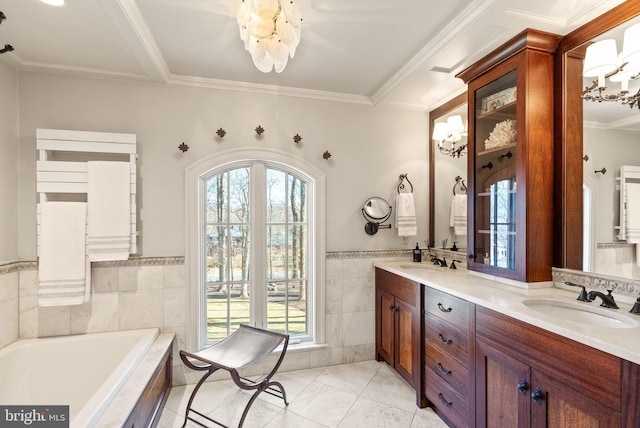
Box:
[237, 0, 302, 73]
[581, 23, 640, 109]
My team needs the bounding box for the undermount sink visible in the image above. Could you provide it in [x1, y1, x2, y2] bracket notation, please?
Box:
[522, 298, 638, 329]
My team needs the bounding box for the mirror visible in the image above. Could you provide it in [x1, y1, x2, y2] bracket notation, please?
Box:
[362, 197, 392, 235]
[561, 3, 640, 280]
[429, 93, 468, 251]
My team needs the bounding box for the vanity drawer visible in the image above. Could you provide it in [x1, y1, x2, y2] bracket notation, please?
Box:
[425, 368, 469, 428]
[424, 287, 470, 331]
[425, 342, 469, 396]
[425, 313, 469, 366]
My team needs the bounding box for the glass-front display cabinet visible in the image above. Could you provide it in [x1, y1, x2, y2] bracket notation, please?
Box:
[457, 29, 561, 283]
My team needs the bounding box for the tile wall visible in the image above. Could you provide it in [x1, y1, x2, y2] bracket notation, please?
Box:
[0, 250, 411, 386]
[594, 243, 640, 280]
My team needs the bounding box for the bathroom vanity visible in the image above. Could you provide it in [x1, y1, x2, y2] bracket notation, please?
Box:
[374, 262, 640, 427]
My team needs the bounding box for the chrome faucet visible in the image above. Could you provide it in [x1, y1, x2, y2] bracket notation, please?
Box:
[586, 290, 619, 309]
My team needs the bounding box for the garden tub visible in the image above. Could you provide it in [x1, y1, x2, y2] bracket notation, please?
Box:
[0, 328, 161, 427]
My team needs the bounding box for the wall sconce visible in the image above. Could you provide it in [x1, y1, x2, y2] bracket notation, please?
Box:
[581, 23, 640, 108]
[433, 115, 467, 158]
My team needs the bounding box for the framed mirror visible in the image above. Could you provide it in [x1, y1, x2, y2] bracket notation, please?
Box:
[559, 2, 640, 279]
[429, 92, 468, 251]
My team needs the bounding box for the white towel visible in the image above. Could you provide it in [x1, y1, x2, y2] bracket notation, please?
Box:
[450, 194, 467, 236]
[87, 161, 131, 261]
[626, 183, 640, 266]
[38, 202, 90, 306]
[396, 193, 417, 237]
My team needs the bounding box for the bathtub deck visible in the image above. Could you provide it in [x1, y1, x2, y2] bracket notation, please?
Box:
[99, 332, 175, 427]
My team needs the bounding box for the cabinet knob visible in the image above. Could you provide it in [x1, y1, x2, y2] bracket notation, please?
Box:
[437, 303, 453, 313]
[438, 333, 453, 345]
[388, 305, 395, 311]
[517, 378, 528, 395]
[531, 387, 544, 405]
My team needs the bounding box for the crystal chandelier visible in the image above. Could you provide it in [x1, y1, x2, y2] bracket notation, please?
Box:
[581, 23, 640, 109]
[237, 0, 302, 73]
[433, 115, 467, 158]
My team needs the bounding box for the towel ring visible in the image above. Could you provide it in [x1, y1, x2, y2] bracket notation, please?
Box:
[398, 173, 413, 193]
[453, 176, 467, 195]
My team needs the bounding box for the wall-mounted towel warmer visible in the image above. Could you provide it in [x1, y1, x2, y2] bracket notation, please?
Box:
[35, 128, 138, 256]
[615, 165, 640, 241]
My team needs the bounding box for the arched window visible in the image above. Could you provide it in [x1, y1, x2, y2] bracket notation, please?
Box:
[185, 148, 325, 351]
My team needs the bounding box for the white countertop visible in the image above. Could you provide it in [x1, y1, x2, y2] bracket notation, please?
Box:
[374, 260, 640, 365]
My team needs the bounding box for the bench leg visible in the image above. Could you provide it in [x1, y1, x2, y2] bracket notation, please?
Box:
[182, 369, 217, 428]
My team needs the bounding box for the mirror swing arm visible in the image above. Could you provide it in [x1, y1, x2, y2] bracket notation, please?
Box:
[362, 204, 392, 235]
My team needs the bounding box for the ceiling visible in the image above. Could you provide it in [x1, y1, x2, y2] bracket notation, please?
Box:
[0, 0, 634, 115]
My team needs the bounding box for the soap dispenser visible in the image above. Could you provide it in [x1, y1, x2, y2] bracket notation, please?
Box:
[413, 243, 422, 262]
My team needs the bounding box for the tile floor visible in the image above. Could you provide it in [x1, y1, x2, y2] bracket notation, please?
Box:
[158, 360, 448, 428]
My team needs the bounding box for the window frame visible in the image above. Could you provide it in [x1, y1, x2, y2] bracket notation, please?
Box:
[185, 147, 326, 351]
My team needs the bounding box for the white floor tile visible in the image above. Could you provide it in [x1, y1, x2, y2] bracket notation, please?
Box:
[286, 382, 358, 428]
[337, 396, 414, 428]
[315, 362, 377, 395]
[159, 360, 448, 428]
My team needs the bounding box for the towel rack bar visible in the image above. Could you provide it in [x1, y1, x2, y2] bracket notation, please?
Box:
[36, 128, 138, 257]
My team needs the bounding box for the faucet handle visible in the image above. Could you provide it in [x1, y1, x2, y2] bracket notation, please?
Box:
[564, 281, 592, 302]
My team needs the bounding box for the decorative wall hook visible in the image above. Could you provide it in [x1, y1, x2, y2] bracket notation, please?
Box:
[255, 125, 265, 136]
[500, 151, 513, 160]
[178, 142, 189, 153]
[293, 134, 302, 144]
[0, 11, 14, 55]
[216, 128, 226, 138]
[583, 154, 589, 162]
[595, 167, 607, 175]
[482, 161, 494, 170]
[322, 151, 332, 160]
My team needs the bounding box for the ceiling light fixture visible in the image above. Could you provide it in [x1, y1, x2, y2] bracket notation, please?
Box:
[237, 0, 301, 73]
[581, 23, 640, 109]
[433, 115, 467, 158]
[40, 0, 65, 6]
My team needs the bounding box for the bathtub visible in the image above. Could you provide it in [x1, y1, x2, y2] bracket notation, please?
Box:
[0, 328, 159, 427]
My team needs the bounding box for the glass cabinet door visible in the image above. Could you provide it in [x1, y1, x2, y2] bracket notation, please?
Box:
[473, 70, 517, 271]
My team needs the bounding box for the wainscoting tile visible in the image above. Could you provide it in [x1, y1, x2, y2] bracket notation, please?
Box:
[309, 346, 343, 368]
[0, 296, 18, 349]
[118, 289, 163, 330]
[342, 278, 374, 313]
[18, 269, 38, 297]
[92, 267, 119, 293]
[342, 311, 374, 347]
[119, 265, 163, 291]
[163, 287, 186, 329]
[70, 292, 119, 334]
[36, 305, 71, 337]
[325, 279, 342, 315]
[163, 264, 186, 289]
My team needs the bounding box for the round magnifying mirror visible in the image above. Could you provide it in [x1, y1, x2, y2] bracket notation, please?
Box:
[363, 197, 390, 220]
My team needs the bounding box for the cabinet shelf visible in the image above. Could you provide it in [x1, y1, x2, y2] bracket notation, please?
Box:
[478, 101, 516, 119]
[478, 229, 516, 236]
[477, 142, 517, 157]
[477, 190, 516, 197]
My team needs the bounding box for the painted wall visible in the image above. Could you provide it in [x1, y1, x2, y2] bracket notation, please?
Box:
[0, 60, 18, 262]
[583, 126, 640, 243]
[17, 72, 429, 259]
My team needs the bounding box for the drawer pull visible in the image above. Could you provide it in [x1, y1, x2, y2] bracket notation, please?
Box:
[437, 362, 452, 376]
[438, 333, 453, 345]
[437, 303, 453, 313]
[438, 392, 453, 407]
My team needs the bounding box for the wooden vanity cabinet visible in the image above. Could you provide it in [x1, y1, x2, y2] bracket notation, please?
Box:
[475, 306, 625, 427]
[423, 287, 475, 427]
[456, 29, 561, 283]
[375, 268, 424, 407]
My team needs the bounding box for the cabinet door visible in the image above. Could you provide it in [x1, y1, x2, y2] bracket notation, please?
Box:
[470, 68, 518, 274]
[376, 288, 395, 365]
[394, 296, 416, 385]
[476, 340, 530, 428]
[530, 369, 620, 428]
